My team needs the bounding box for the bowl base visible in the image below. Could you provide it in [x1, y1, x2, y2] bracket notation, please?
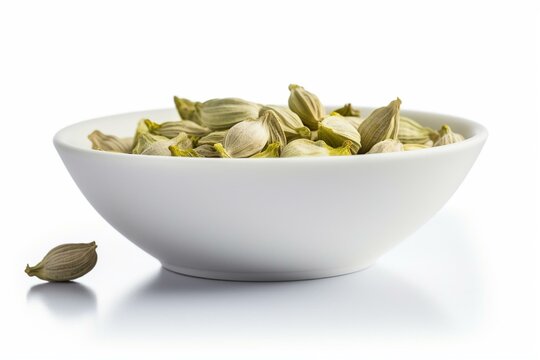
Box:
[160, 262, 374, 282]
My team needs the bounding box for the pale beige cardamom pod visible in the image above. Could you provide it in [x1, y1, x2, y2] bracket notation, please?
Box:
[145, 119, 211, 138]
[318, 115, 362, 153]
[193, 144, 221, 158]
[398, 116, 438, 144]
[88, 130, 132, 153]
[367, 139, 404, 154]
[343, 116, 365, 129]
[434, 124, 465, 146]
[281, 139, 353, 157]
[261, 110, 287, 148]
[358, 98, 401, 153]
[196, 98, 261, 130]
[288, 84, 325, 130]
[25, 242, 98, 282]
[214, 119, 269, 158]
[259, 105, 311, 140]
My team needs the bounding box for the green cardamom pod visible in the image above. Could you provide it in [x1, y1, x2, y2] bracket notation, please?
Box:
[88, 130, 132, 153]
[288, 84, 325, 130]
[132, 132, 192, 156]
[132, 119, 151, 148]
[367, 139, 404, 154]
[25, 242, 98, 282]
[331, 103, 361, 117]
[197, 98, 261, 130]
[174, 97, 201, 122]
[281, 139, 352, 157]
[261, 110, 287, 148]
[358, 98, 401, 153]
[197, 130, 228, 146]
[398, 116, 438, 144]
[318, 115, 362, 153]
[434, 124, 465, 146]
[169, 146, 202, 157]
[144, 119, 211, 138]
[251, 143, 281, 158]
[260, 105, 311, 141]
[214, 119, 269, 158]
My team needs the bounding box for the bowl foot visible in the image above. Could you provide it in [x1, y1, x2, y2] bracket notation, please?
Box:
[160, 262, 374, 282]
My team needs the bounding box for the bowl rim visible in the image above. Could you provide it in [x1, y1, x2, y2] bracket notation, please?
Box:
[53, 107, 488, 162]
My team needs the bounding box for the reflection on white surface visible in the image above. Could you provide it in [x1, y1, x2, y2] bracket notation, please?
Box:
[104, 266, 447, 338]
[27, 282, 97, 317]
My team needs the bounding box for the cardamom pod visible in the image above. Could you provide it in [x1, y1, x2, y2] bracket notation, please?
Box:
[260, 105, 311, 140]
[197, 98, 261, 130]
[358, 98, 401, 153]
[251, 143, 281, 158]
[169, 146, 202, 157]
[434, 124, 465, 146]
[281, 139, 353, 157]
[367, 139, 404, 154]
[214, 119, 269, 158]
[132, 132, 192, 156]
[261, 110, 287, 148]
[343, 116, 365, 129]
[288, 84, 325, 130]
[174, 97, 201, 122]
[197, 130, 228, 146]
[318, 115, 362, 153]
[133, 119, 151, 148]
[398, 116, 438, 144]
[331, 103, 361, 117]
[25, 242, 98, 282]
[145, 119, 211, 138]
[193, 144, 221, 158]
[88, 130, 132, 153]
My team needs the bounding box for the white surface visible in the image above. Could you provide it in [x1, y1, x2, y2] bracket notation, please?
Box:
[0, 0, 538, 358]
[54, 107, 486, 280]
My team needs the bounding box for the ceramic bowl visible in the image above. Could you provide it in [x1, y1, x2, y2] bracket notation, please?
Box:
[53, 108, 487, 281]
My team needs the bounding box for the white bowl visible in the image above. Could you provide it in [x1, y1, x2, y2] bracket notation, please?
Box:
[54, 108, 487, 281]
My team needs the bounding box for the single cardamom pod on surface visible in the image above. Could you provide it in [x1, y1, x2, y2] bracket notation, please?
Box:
[358, 98, 401, 153]
[251, 143, 281, 158]
[331, 103, 361, 117]
[197, 98, 261, 130]
[260, 105, 311, 141]
[25, 242, 98, 282]
[318, 115, 362, 153]
[288, 84, 325, 130]
[88, 130, 132, 153]
[367, 139, 404, 154]
[132, 132, 192, 156]
[398, 116, 438, 144]
[261, 110, 287, 148]
[145, 119, 211, 138]
[214, 119, 269, 158]
[174, 97, 201, 122]
[434, 124, 465, 146]
[281, 139, 353, 157]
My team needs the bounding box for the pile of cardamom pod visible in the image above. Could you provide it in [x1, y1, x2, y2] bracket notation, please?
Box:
[88, 84, 465, 158]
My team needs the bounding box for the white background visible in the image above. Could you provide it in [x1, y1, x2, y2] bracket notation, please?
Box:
[1, 1, 539, 359]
